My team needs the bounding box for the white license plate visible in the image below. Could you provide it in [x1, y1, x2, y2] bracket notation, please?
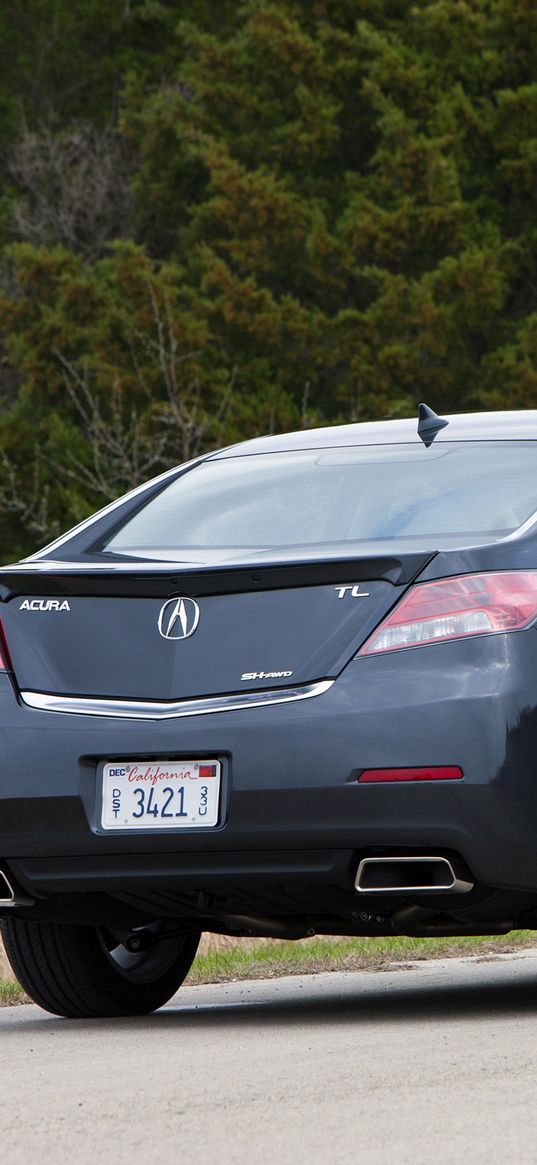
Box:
[101, 759, 221, 830]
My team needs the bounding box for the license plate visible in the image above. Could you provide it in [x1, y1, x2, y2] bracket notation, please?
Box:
[101, 759, 221, 830]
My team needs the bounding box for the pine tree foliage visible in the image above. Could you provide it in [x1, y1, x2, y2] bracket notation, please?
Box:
[1, 1, 537, 556]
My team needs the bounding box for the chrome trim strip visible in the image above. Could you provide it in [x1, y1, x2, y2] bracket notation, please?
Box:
[20, 680, 334, 721]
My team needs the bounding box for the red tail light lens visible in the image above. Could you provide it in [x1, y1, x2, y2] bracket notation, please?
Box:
[0, 620, 12, 671]
[358, 571, 537, 656]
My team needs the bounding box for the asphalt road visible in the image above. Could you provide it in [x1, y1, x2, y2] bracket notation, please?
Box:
[2, 950, 537, 1164]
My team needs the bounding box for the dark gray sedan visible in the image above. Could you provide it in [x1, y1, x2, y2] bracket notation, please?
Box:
[2, 406, 537, 1016]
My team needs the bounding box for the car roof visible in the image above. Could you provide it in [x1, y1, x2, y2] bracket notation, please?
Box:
[210, 410, 537, 458]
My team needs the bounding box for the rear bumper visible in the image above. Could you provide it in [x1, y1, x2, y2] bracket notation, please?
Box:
[8, 849, 354, 898]
[1, 630, 537, 896]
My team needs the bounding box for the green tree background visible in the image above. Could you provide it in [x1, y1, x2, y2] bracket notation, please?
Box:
[1, 0, 536, 558]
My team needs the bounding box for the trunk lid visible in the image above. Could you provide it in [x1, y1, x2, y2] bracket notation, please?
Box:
[0, 553, 432, 700]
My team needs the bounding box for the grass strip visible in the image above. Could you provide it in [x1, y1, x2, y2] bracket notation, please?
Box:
[186, 930, 537, 985]
[0, 978, 27, 1006]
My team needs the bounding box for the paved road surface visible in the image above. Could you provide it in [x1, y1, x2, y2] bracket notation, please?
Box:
[2, 950, 537, 1164]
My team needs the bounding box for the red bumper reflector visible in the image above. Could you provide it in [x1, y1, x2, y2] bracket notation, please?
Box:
[358, 766, 463, 783]
[198, 764, 217, 780]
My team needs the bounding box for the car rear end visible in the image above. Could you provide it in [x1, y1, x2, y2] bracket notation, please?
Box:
[2, 413, 537, 1010]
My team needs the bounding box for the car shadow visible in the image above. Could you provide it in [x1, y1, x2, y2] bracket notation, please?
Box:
[4, 958, 537, 1034]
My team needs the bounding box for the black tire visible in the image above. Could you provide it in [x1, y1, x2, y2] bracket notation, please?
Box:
[0, 916, 201, 1018]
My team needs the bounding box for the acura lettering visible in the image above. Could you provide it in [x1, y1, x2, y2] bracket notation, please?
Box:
[19, 599, 71, 612]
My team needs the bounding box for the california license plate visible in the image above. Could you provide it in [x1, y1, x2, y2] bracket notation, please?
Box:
[101, 759, 221, 830]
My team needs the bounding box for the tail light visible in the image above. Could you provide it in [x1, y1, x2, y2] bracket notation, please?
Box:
[0, 620, 13, 671]
[358, 571, 537, 656]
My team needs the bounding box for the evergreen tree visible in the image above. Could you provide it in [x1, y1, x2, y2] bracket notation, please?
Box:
[3, 2, 537, 557]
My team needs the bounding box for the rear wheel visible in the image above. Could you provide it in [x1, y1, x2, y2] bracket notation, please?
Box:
[0, 916, 200, 1018]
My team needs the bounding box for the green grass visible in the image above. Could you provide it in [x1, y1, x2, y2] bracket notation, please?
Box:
[186, 931, 537, 985]
[0, 978, 27, 1006]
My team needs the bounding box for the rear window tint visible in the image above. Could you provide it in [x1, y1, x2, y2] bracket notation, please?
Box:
[102, 442, 537, 558]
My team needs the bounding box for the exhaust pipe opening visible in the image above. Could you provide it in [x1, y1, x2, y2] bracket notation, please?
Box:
[0, 870, 15, 904]
[0, 869, 34, 908]
[355, 856, 473, 895]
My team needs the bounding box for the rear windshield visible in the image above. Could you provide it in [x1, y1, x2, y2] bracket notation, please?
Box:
[102, 442, 537, 561]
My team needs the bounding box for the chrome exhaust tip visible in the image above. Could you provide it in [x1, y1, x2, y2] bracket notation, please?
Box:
[355, 856, 473, 895]
[0, 869, 34, 907]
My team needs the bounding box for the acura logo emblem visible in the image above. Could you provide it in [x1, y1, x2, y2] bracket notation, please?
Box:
[158, 597, 200, 640]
